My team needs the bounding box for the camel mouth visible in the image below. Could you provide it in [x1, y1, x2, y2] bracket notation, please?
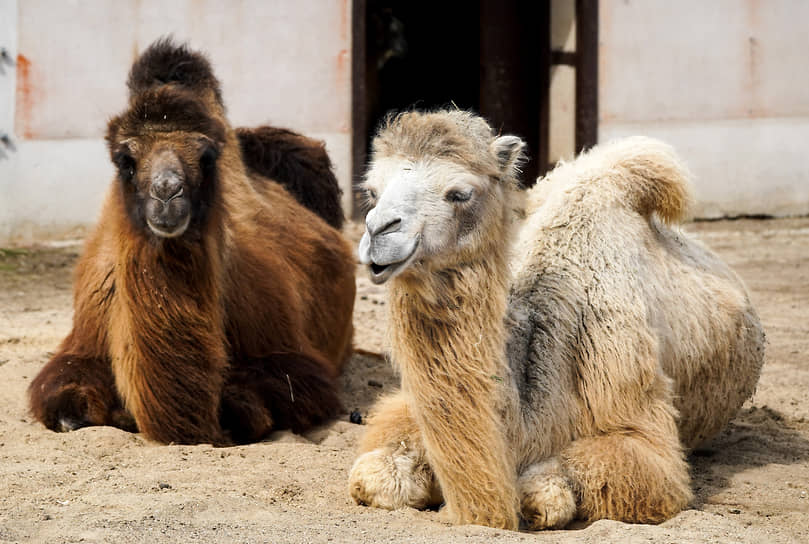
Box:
[367, 240, 419, 285]
[368, 260, 404, 284]
[146, 214, 191, 239]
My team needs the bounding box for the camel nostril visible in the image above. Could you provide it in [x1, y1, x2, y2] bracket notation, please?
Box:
[370, 218, 402, 236]
[168, 186, 184, 201]
[150, 181, 184, 203]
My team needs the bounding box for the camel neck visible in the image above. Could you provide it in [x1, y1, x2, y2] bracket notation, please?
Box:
[107, 199, 228, 444]
[385, 243, 521, 527]
[387, 247, 512, 395]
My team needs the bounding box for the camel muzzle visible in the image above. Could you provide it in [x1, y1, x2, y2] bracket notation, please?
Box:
[359, 230, 420, 284]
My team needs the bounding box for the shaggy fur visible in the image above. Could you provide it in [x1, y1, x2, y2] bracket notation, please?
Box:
[129, 38, 343, 227]
[384, 258, 520, 529]
[127, 37, 223, 105]
[349, 111, 765, 530]
[351, 111, 526, 529]
[236, 126, 344, 229]
[371, 110, 510, 181]
[28, 39, 355, 445]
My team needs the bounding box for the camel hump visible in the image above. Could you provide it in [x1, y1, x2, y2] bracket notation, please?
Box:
[595, 136, 693, 224]
[127, 37, 223, 104]
[236, 126, 344, 229]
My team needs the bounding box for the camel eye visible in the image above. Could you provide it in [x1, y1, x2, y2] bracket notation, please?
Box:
[445, 189, 472, 203]
[360, 187, 378, 214]
[199, 145, 220, 176]
[115, 152, 136, 183]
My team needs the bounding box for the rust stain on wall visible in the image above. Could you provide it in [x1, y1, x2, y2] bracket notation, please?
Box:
[336, 48, 350, 132]
[336, 0, 351, 99]
[336, 48, 349, 75]
[15, 54, 37, 139]
[337, 0, 350, 131]
[746, 0, 764, 118]
[339, 0, 349, 43]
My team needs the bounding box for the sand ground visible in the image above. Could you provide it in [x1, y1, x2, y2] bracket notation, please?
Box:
[0, 218, 807, 543]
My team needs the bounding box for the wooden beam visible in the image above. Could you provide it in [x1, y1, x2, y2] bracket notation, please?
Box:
[350, 0, 367, 219]
[536, 0, 551, 181]
[575, 0, 598, 152]
[551, 50, 577, 66]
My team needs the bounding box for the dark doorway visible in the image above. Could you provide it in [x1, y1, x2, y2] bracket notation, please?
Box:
[352, 0, 598, 217]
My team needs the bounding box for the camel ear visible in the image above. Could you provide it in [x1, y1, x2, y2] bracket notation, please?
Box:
[491, 135, 526, 186]
[105, 116, 123, 157]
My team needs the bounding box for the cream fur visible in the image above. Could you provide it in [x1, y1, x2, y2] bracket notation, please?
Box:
[349, 113, 765, 531]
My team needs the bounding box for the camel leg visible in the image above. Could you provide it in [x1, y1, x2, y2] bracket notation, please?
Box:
[348, 391, 442, 510]
[557, 431, 692, 526]
[220, 352, 343, 444]
[29, 351, 136, 433]
[521, 431, 691, 530]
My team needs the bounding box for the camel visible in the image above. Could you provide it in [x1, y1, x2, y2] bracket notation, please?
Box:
[236, 126, 345, 229]
[348, 110, 764, 530]
[28, 38, 356, 445]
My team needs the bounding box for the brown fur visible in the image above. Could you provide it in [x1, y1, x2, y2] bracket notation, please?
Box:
[236, 126, 344, 229]
[28, 39, 355, 445]
[127, 37, 224, 106]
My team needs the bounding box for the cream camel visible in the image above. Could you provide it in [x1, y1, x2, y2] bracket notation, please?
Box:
[349, 110, 765, 530]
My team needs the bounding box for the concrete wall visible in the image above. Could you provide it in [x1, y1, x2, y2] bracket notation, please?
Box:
[3, 1, 806, 242]
[0, 0, 352, 244]
[600, 0, 809, 218]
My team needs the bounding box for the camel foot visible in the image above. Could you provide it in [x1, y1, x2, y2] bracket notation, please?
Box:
[349, 445, 441, 510]
[519, 458, 577, 530]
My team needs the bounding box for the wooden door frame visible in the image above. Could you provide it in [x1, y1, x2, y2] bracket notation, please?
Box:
[575, 0, 598, 153]
[350, 0, 599, 217]
[350, 0, 368, 219]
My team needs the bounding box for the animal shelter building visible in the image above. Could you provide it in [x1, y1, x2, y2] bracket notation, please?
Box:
[1, 0, 808, 243]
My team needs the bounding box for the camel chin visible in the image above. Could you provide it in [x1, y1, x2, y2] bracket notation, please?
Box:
[359, 230, 420, 285]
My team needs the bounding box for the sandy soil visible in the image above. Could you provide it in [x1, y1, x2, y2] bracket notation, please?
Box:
[0, 218, 807, 544]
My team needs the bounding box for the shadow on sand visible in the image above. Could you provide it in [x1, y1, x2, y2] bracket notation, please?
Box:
[689, 404, 809, 508]
[338, 351, 397, 418]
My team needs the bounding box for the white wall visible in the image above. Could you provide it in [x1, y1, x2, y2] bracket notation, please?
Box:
[600, 0, 809, 218]
[0, 0, 19, 239]
[0, 0, 352, 244]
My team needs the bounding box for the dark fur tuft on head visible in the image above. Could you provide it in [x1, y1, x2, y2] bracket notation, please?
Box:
[237, 127, 345, 229]
[127, 37, 223, 104]
[107, 87, 226, 149]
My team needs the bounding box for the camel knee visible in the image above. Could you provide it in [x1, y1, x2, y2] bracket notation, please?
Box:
[519, 458, 577, 530]
[562, 433, 692, 524]
[29, 354, 123, 433]
[43, 384, 108, 431]
[349, 446, 441, 511]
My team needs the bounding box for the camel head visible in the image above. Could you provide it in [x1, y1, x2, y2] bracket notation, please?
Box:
[104, 38, 228, 240]
[106, 86, 226, 240]
[359, 110, 525, 284]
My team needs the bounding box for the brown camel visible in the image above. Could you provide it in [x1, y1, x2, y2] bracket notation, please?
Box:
[29, 38, 356, 446]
